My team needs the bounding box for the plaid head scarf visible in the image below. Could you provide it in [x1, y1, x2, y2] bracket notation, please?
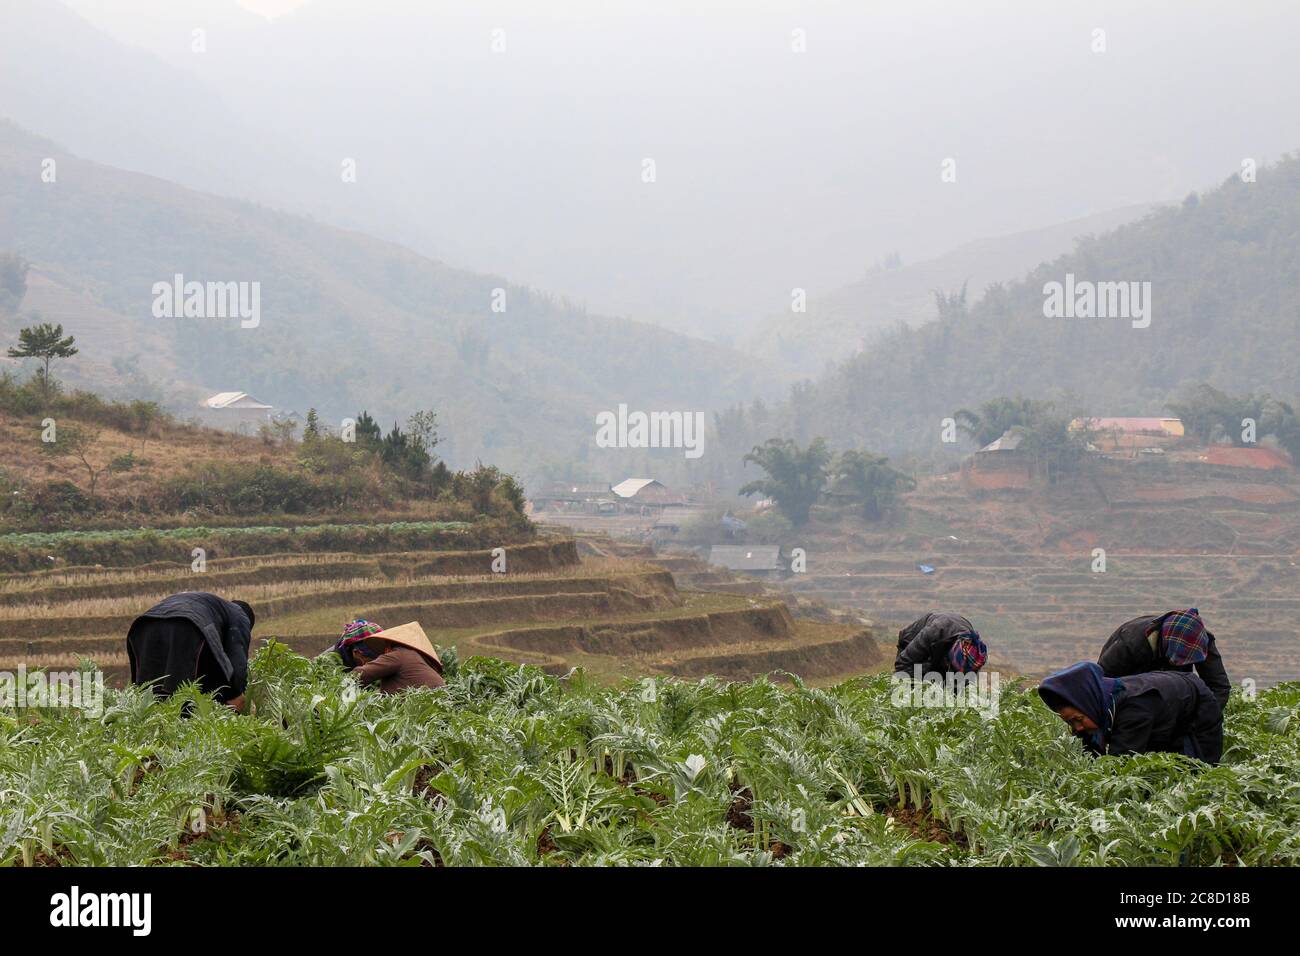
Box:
[1159, 608, 1210, 666]
[947, 632, 988, 673]
[336, 619, 384, 663]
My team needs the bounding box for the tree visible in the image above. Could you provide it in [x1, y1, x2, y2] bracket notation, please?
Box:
[40, 422, 107, 497]
[954, 396, 1050, 448]
[304, 408, 321, 439]
[0, 252, 29, 313]
[1167, 383, 1264, 446]
[7, 321, 78, 397]
[1260, 398, 1300, 462]
[271, 417, 299, 446]
[738, 437, 831, 527]
[353, 411, 383, 447]
[380, 421, 432, 481]
[1014, 412, 1089, 483]
[406, 409, 439, 457]
[833, 449, 915, 520]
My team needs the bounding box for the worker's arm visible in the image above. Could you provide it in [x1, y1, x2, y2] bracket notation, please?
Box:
[1193, 638, 1231, 712]
[223, 624, 251, 699]
[355, 651, 400, 686]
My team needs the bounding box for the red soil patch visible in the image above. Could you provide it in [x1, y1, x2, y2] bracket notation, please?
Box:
[885, 805, 967, 847]
[1198, 447, 1293, 471]
[726, 786, 754, 832]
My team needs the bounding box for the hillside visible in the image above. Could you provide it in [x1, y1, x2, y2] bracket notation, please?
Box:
[726, 155, 1300, 474]
[750, 203, 1157, 378]
[0, 120, 762, 482]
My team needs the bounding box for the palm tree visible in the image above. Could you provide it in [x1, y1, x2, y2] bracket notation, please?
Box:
[738, 437, 831, 526]
[954, 396, 1047, 448]
[833, 449, 915, 520]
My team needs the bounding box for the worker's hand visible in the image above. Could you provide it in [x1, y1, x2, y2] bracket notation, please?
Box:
[226, 693, 246, 713]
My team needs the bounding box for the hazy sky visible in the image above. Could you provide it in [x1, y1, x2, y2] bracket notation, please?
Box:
[37, 0, 1300, 337]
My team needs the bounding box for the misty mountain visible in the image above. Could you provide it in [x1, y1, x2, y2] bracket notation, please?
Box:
[751, 203, 1159, 379]
[33, 0, 1300, 341]
[0, 120, 761, 481]
[0, 0, 318, 211]
[714, 155, 1300, 478]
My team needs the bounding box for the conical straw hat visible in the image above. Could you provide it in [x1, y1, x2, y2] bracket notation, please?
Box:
[363, 621, 443, 671]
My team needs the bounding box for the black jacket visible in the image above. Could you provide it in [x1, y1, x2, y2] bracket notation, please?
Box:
[1098, 613, 1230, 712]
[127, 592, 252, 702]
[894, 611, 976, 677]
[1106, 671, 1223, 764]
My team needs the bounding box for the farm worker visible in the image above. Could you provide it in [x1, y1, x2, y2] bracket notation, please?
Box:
[893, 611, 987, 679]
[126, 592, 255, 712]
[328, 619, 385, 670]
[1097, 608, 1230, 712]
[1038, 662, 1223, 765]
[351, 621, 445, 694]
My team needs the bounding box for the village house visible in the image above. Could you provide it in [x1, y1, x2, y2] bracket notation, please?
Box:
[1071, 416, 1185, 454]
[707, 544, 784, 578]
[610, 478, 685, 513]
[961, 429, 1034, 492]
[197, 391, 274, 433]
[530, 482, 617, 515]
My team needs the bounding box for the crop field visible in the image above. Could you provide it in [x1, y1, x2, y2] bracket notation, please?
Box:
[4, 644, 1298, 866]
[0, 520, 529, 573]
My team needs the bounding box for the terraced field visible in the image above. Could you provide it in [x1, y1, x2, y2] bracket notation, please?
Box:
[782, 550, 1299, 684]
[774, 465, 1300, 686]
[4, 534, 881, 686]
[547, 463, 1300, 685]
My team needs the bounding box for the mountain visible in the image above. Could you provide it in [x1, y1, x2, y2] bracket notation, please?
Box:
[0, 1, 310, 208]
[712, 155, 1300, 478]
[750, 203, 1159, 378]
[0, 120, 761, 482]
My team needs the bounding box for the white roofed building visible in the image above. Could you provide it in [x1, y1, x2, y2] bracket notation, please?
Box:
[197, 391, 274, 432]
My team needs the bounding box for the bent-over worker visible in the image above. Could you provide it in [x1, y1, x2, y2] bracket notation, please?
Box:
[1038, 661, 1223, 765]
[126, 592, 255, 711]
[352, 621, 445, 694]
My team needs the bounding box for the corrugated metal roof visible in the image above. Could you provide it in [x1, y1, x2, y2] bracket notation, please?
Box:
[611, 478, 664, 498]
[708, 544, 781, 571]
[201, 391, 273, 410]
[539, 482, 610, 496]
[979, 430, 1024, 452]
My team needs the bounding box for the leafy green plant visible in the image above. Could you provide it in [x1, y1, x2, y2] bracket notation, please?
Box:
[3, 648, 1298, 867]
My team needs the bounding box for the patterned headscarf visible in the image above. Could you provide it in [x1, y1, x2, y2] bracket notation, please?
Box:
[336, 619, 384, 663]
[1159, 608, 1210, 666]
[947, 632, 988, 673]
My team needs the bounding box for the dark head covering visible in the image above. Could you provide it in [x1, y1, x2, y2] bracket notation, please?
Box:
[1039, 662, 1124, 750]
[232, 600, 256, 630]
